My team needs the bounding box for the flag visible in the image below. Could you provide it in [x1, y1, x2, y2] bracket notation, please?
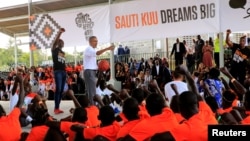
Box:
[29, 14, 61, 50]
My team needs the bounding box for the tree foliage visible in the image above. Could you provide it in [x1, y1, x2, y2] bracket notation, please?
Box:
[0, 39, 84, 70]
[0, 39, 45, 71]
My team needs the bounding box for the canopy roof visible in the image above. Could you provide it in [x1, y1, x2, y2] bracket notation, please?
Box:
[0, 0, 113, 37]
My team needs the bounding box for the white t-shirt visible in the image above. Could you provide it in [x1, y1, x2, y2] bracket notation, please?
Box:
[38, 83, 46, 94]
[164, 81, 188, 104]
[96, 86, 113, 99]
[83, 46, 98, 70]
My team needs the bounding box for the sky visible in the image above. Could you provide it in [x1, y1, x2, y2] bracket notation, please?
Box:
[0, 32, 85, 55]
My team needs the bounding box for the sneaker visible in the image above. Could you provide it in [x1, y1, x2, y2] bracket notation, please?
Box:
[54, 109, 64, 114]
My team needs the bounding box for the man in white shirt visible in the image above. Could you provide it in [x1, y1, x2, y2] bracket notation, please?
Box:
[164, 67, 188, 104]
[83, 36, 114, 105]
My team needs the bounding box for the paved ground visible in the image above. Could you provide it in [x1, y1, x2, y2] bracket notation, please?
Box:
[0, 100, 75, 133]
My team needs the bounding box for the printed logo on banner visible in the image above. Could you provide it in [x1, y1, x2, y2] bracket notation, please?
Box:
[30, 14, 61, 50]
[75, 13, 94, 41]
[228, 0, 250, 18]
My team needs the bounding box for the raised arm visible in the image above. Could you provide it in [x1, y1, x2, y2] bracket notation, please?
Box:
[220, 77, 231, 90]
[179, 65, 199, 96]
[96, 45, 115, 55]
[220, 67, 246, 96]
[225, 29, 233, 48]
[202, 81, 213, 97]
[51, 28, 65, 51]
[15, 74, 25, 108]
[12, 75, 19, 96]
[149, 79, 164, 96]
[170, 84, 179, 96]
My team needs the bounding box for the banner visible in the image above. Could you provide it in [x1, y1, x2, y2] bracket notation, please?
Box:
[30, 5, 110, 50]
[110, 0, 220, 42]
[220, 0, 250, 32]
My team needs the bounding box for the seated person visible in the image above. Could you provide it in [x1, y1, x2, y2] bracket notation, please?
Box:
[122, 93, 178, 141]
[71, 106, 121, 141]
[0, 74, 24, 141]
[45, 107, 88, 141]
[61, 91, 100, 127]
[117, 98, 141, 140]
[151, 91, 218, 141]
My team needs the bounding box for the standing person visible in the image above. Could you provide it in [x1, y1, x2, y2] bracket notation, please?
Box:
[214, 33, 227, 68]
[151, 59, 163, 87]
[209, 37, 214, 47]
[202, 40, 213, 69]
[195, 35, 205, 69]
[118, 44, 125, 62]
[214, 33, 220, 68]
[51, 28, 66, 114]
[171, 38, 186, 67]
[124, 46, 130, 64]
[186, 39, 195, 74]
[226, 29, 250, 88]
[83, 36, 114, 105]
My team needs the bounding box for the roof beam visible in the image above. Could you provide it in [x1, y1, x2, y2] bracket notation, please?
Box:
[15, 32, 29, 37]
[32, 5, 46, 13]
[0, 15, 27, 22]
[5, 24, 28, 29]
[0, 27, 14, 37]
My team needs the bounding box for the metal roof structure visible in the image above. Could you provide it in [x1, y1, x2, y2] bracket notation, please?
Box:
[0, 0, 124, 37]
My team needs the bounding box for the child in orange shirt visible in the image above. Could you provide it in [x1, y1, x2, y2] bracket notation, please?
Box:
[71, 106, 121, 141]
[0, 74, 25, 141]
[117, 98, 141, 140]
[151, 91, 218, 141]
[45, 107, 88, 141]
[123, 93, 178, 141]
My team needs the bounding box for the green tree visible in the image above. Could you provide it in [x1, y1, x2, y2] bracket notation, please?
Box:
[0, 38, 47, 69]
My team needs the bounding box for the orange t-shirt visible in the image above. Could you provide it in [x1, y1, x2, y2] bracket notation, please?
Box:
[116, 119, 141, 140]
[199, 101, 218, 124]
[138, 104, 150, 119]
[26, 125, 49, 141]
[118, 112, 128, 123]
[241, 116, 250, 124]
[241, 111, 250, 124]
[61, 121, 85, 141]
[118, 104, 150, 124]
[0, 108, 21, 141]
[232, 99, 239, 107]
[129, 107, 178, 141]
[84, 121, 121, 140]
[199, 101, 214, 114]
[171, 111, 218, 141]
[85, 106, 100, 127]
[217, 107, 233, 115]
[174, 113, 185, 123]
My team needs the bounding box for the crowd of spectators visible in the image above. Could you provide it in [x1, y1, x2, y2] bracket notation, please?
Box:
[2, 30, 250, 140]
[0, 63, 84, 101]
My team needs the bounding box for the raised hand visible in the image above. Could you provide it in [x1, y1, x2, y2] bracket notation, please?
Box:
[219, 67, 232, 79]
[226, 29, 231, 34]
[60, 28, 65, 33]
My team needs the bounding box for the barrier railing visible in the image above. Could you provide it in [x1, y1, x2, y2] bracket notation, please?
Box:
[66, 50, 232, 71]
